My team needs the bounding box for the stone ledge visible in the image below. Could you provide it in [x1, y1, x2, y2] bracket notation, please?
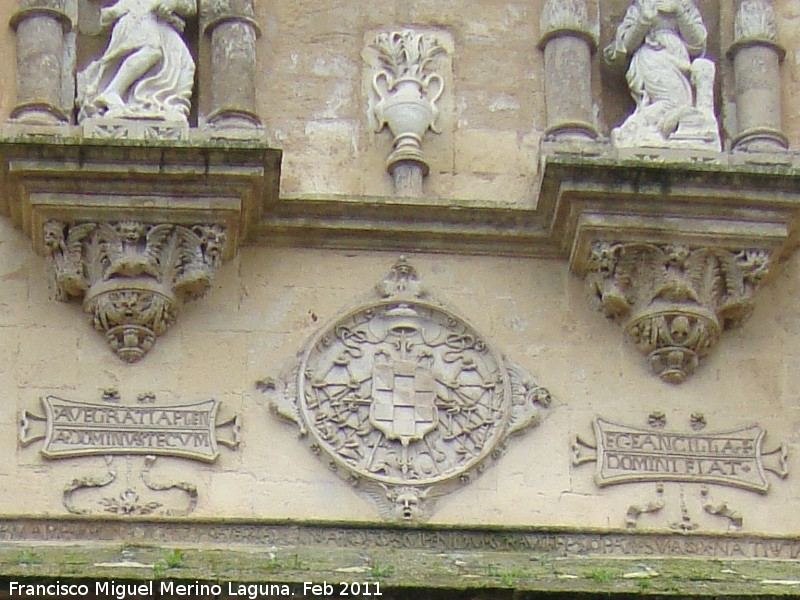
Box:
[252, 145, 800, 260]
[0, 136, 281, 260]
[0, 518, 799, 594]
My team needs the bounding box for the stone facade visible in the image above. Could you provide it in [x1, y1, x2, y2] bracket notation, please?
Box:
[1, 0, 800, 594]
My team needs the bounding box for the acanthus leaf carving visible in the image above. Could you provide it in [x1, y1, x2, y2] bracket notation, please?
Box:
[265, 258, 553, 523]
[44, 220, 226, 363]
[586, 241, 771, 383]
[539, 0, 597, 41]
[734, 0, 779, 44]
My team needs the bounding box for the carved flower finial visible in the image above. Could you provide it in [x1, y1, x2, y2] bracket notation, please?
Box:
[373, 30, 444, 87]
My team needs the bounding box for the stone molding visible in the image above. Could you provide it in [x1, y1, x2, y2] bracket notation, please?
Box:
[267, 258, 552, 522]
[1, 517, 800, 594]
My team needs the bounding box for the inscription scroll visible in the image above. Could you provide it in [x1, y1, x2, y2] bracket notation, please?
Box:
[574, 419, 788, 492]
[20, 397, 234, 462]
[19, 393, 241, 516]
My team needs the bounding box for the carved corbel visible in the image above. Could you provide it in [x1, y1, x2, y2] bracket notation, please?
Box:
[586, 242, 770, 383]
[200, 0, 263, 133]
[368, 30, 448, 197]
[8, 0, 76, 126]
[727, 0, 788, 152]
[44, 221, 226, 362]
[537, 0, 598, 141]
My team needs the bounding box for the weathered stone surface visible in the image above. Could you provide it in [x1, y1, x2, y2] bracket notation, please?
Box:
[728, 0, 787, 151]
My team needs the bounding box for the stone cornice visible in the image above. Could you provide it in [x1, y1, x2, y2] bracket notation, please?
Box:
[0, 516, 799, 593]
[0, 136, 281, 361]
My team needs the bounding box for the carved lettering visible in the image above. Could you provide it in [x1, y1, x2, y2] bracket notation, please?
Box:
[1, 518, 799, 559]
[579, 419, 786, 493]
[39, 397, 221, 461]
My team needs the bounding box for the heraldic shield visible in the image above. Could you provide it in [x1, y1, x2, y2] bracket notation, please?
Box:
[269, 257, 552, 522]
[371, 355, 438, 446]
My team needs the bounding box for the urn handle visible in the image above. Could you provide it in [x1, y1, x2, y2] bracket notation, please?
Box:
[372, 70, 391, 132]
[424, 73, 444, 134]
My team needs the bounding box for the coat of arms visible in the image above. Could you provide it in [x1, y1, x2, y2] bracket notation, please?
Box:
[268, 258, 552, 522]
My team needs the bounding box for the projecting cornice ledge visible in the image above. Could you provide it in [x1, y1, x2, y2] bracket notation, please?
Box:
[0, 136, 281, 362]
[539, 141, 800, 383]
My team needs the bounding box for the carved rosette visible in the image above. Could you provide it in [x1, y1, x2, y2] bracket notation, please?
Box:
[269, 258, 552, 522]
[370, 30, 447, 183]
[586, 243, 770, 383]
[43, 221, 226, 362]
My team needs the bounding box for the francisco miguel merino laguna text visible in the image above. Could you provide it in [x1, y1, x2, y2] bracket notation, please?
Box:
[8, 580, 304, 598]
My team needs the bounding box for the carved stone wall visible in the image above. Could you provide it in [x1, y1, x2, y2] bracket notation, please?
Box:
[2, 1, 800, 590]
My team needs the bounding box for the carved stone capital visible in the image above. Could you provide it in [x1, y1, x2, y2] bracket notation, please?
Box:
[10, 0, 73, 30]
[538, 0, 597, 48]
[586, 242, 770, 383]
[732, 0, 782, 50]
[200, 0, 259, 35]
[44, 221, 225, 362]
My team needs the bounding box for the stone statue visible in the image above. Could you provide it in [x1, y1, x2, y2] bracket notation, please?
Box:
[77, 0, 197, 123]
[604, 0, 721, 151]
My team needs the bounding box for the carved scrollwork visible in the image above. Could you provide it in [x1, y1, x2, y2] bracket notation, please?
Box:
[268, 258, 552, 522]
[43, 220, 226, 362]
[586, 242, 771, 383]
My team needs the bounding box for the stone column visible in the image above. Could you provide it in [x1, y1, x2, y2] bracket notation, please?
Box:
[727, 0, 787, 152]
[201, 0, 262, 130]
[9, 0, 74, 125]
[537, 0, 598, 141]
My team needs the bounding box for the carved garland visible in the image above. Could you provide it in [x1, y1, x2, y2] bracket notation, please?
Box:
[586, 242, 770, 383]
[44, 220, 226, 362]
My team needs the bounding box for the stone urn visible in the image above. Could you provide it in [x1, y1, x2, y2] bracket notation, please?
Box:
[373, 75, 442, 174]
